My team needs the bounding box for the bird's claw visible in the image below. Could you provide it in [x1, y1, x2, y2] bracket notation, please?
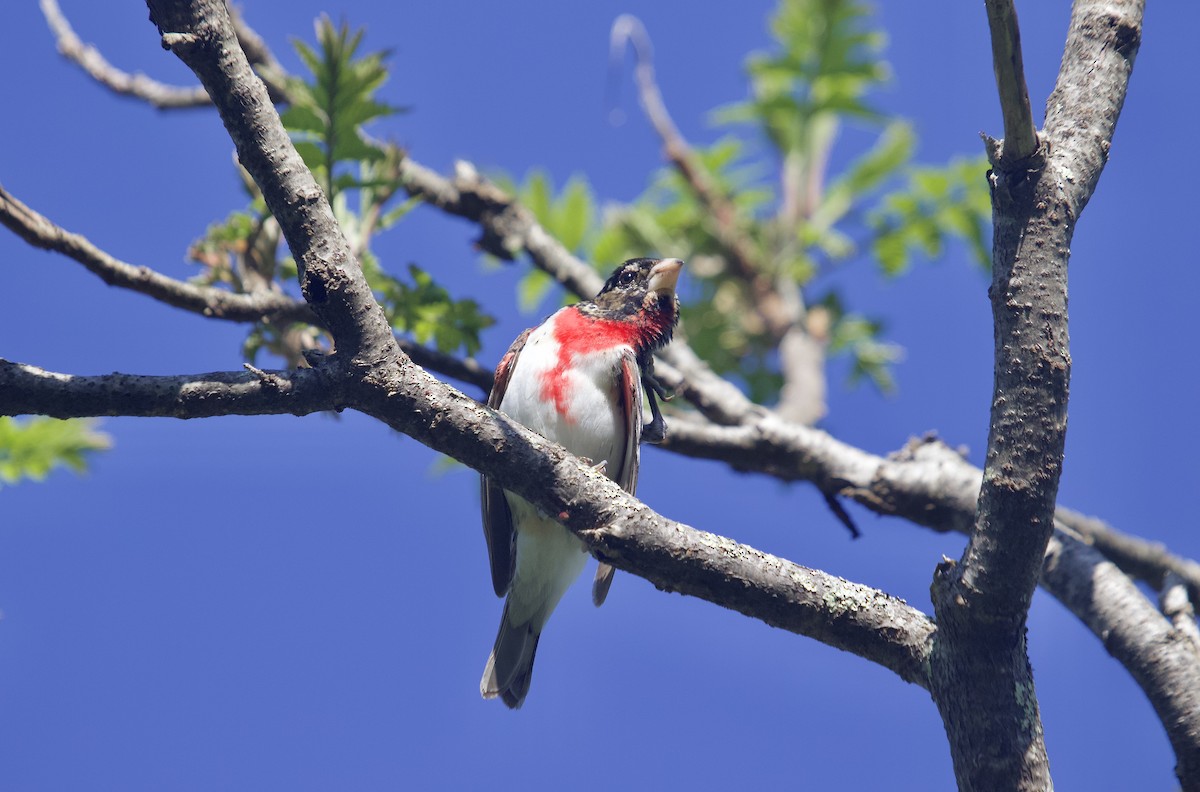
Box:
[581, 457, 608, 474]
[642, 413, 667, 444]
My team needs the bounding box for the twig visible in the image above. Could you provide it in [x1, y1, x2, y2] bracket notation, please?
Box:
[0, 183, 315, 324]
[40, 0, 291, 108]
[40, 0, 210, 109]
[609, 15, 795, 342]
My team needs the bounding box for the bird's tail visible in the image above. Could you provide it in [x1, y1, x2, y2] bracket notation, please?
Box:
[480, 601, 541, 709]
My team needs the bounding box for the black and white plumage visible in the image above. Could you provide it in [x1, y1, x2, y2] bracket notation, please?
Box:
[479, 257, 683, 708]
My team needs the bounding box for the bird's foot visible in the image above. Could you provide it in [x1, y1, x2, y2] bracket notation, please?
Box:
[642, 413, 667, 444]
[580, 457, 608, 475]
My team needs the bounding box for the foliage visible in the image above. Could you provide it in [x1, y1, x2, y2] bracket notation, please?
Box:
[189, 17, 492, 368]
[506, 0, 991, 404]
[0, 417, 110, 487]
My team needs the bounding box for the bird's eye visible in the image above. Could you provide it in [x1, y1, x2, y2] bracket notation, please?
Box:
[618, 270, 637, 285]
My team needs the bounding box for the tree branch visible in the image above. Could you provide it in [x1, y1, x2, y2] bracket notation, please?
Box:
[147, 0, 398, 371]
[0, 183, 316, 324]
[926, 1, 1144, 785]
[608, 15, 796, 343]
[1044, 533, 1200, 785]
[0, 352, 936, 688]
[0, 358, 340, 418]
[40, 0, 290, 108]
[0, 183, 492, 393]
[1058, 508, 1200, 597]
[983, 0, 1040, 161]
[41, 0, 210, 109]
[663, 412, 1200, 778]
[345, 359, 938, 688]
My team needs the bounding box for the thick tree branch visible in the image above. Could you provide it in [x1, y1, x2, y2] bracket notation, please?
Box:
[1044, 0, 1143, 219]
[926, 1, 1144, 786]
[0, 358, 340, 418]
[663, 413, 1200, 779]
[983, 0, 1039, 161]
[343, 358, 937, 686]
[0, 350, 936, 686]
[147, 0, 398, 371]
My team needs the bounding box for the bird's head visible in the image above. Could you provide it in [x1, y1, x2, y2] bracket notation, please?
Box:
[578, 258, 686, 357]
[581, 257, 683, 355]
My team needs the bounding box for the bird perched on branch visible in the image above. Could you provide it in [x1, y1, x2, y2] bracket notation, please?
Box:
[479, 257, 683, 708]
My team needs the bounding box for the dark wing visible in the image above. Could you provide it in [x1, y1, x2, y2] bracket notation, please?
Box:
[592, 350, 643, 606]
[481, 327, 533, 598]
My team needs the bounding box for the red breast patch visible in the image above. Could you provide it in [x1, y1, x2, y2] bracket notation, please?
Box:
[539, 309, 639, 422]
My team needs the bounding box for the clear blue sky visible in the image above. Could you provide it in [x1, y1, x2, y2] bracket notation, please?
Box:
[2, 2, 1196, 789]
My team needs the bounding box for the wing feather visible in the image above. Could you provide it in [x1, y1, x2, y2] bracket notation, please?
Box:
[592, 351, 643, 606]
[481, 327, 533, 597]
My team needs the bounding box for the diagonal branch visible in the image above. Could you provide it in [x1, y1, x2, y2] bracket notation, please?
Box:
[608, 15, 795, 342]
[0, 351, 937, 685]
[41, 0, 210, 109]
[983, 0, 1040, 161]
[40, 0, 290, 108]
[0, 183, 492, 393]
[0, 183, 316, 324]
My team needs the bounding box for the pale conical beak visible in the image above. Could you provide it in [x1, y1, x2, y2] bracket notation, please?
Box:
[647, 258, 684, 297]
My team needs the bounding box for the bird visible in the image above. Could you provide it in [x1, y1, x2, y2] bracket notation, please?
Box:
[479, 257, 683, 708]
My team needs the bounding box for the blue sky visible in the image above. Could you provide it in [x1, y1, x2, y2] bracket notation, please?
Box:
[2, 2, 1196, 789]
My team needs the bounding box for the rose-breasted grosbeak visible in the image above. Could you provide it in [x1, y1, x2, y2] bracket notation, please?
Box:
[479, 257, 683, 708]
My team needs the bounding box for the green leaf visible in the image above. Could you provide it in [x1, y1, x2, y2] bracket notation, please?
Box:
[0, 417, 110, 487]
[282, 15, 403, 201]
[868, 155, 992, 275]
